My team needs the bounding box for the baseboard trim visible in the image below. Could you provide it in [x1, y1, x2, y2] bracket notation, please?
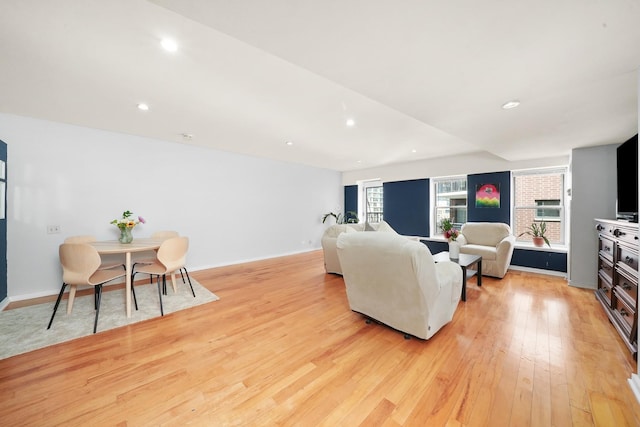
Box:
[6, 248, 324, 303]
[508, 265, 567, 278]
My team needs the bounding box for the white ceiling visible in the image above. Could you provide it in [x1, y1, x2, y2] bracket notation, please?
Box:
[0, 0, 638, 172]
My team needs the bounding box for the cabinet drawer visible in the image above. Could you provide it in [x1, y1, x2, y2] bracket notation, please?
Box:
[598, 272, 613, 305]
[599, 256, 614, 283]
[616, 268, 638, 306]
[613, 289, 635, 334]
[614, 226, 639, 246]
[616, 243, 639, 277]
[599, 236, 615, 263]
[596, 222, 616, 238]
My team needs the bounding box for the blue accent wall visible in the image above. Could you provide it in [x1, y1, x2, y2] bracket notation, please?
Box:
[511, 249, 567, 272]
[467, 171, 511, 224]
[344, 185, 358, 221]
[361, 170, 568, 275]
[383, 178, 429, 236]
[421, 239, 448, 255]
[420, 240, 567, 273]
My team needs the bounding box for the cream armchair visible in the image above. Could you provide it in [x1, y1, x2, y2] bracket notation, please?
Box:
[336, 232, 462, 340]
[321, 221, 397, 274]
[457, 222, 515, 278]
[321, 224, 359, 274]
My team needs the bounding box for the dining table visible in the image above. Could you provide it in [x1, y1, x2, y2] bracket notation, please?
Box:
[90, 238, 164, 317]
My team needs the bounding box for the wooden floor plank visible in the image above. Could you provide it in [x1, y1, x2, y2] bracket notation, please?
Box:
[1, 250, 639, 426]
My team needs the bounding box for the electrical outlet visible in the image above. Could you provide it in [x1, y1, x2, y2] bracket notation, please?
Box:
[47, 225, 61, 234]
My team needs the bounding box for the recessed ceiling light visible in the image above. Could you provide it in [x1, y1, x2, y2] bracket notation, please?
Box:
[137, 103, 149, 111]
[411, 149, 417, 153]
[346, 118, 356, 127]
[502, 100, 520, 110]
[285, 140, 293, 146]
[161, 38, 178, 52]
[181, 133, 193, 140]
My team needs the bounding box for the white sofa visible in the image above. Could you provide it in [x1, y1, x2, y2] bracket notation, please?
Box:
[321, 221, 397, 274]
[336, 232, 463, 340]
[456, 222, 515, 279]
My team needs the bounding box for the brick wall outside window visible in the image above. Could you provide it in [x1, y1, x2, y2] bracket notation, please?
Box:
[514, 173, 564, 244]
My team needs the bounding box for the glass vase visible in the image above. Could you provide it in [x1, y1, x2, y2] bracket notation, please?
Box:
[119, 227, 133, 244]
[448, 241, 460, 259]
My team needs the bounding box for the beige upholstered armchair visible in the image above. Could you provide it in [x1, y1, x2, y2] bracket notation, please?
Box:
[321, 224, 360, 274]
[336, 232, 462, 340]
[457, 222, 515, 278]
[321, 221, 397, 274]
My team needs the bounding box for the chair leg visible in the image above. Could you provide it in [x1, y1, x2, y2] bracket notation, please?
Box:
[156, 275, 164, 316]
[182, 267, 195, 297]
[47, 283, 67, 329]
[179, 269, 186, 284]
[93, 285, 103, 334]
[130, 272, 143, 311]
[131, 280, 138, 311]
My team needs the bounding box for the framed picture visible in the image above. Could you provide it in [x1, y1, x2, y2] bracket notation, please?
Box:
[476, 183, 500, 208]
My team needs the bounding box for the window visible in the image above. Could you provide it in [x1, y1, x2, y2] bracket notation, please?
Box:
[513, 168, 567, 245]
[365, 185, 383, 223]
[433, 176, 467, 233]
[535, 199, 561, 221]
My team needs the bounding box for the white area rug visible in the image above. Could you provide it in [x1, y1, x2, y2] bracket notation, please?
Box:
[0, 278, 219, 360]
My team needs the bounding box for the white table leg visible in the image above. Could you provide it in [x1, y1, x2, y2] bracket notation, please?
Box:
[126, 252, 132, 317]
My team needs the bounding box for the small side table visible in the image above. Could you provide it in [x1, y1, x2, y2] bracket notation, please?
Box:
[432, 251, 482, 301]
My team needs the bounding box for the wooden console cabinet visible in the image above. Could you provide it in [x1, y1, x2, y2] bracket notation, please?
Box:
[595, 218, 638, 356]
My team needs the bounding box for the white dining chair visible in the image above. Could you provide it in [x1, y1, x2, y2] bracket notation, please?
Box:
[64, 235, 125, 271]
[131, 237, 195, 316]
[48, 243, 127, 333]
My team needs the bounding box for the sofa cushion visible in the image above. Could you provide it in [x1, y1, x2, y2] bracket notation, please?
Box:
[460, 244, 497, 261]
[376, 220, 398, 234]
[460, 222, 511, 247]
[324, 224, 358, 238]
[349, 223, 365, 232]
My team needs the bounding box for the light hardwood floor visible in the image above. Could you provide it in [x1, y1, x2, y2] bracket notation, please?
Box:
[1, 250, 639, 426]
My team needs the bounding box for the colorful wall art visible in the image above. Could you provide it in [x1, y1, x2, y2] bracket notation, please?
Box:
[476, 183, 500, 208]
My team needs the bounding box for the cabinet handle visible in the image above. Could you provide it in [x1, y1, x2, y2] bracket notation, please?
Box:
[620, 308, 629, 317]
[604, 246, 611, 252]
[596, 224, 604, 231]
[622, 283, 632, 291]
[614, 229, 627, 237]
[625, 256, 633, 264]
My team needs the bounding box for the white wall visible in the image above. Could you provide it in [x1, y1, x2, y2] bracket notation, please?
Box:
[568, 144, 617, 289]
[0, 114, 342, 300]
[342, 151, 570, 185]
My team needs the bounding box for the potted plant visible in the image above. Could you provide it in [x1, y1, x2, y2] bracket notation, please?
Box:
[440, 218, 461, 258]
[322, 211, 359, 224]
[440, 218, 460, 241]
[518, 221, 550, 247]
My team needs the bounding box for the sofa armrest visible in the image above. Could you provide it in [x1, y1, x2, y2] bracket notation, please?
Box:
[456, 234, 468, 246]
[495, 235, 516, 271]
[496, 235, 516, 255]
[434, 261, 463, 304]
